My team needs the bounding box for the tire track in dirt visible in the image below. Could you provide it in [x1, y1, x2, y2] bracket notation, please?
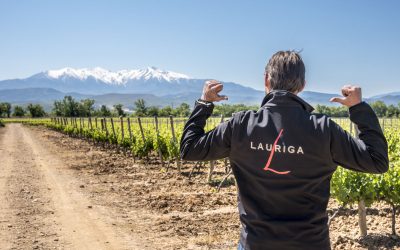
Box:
[0, 124, 141, 250]
[0, 123, 62, 249]
[0, 125, 17, 249]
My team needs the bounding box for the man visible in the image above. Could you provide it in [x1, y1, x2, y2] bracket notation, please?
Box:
[180, 51, 388, 250]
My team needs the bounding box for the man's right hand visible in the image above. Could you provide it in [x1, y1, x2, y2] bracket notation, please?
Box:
[330, 85, 362, 107]
[200, 80, 228, 103]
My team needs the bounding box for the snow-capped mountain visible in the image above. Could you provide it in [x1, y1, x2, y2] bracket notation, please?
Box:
[45, 66, 190, 85]
[0, 66, 264, 104]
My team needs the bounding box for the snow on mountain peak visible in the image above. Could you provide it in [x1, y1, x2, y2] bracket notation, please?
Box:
[45, 67, 191, 84]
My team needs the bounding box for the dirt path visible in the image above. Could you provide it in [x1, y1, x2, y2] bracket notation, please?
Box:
[0, 124, 140, 250]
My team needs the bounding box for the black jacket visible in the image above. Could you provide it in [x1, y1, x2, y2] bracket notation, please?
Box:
[180, 90, 388, 250]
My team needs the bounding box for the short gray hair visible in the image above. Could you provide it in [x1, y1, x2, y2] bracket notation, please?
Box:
[265, 50, 305, 93]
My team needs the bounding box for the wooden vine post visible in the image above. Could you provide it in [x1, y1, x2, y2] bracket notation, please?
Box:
[358, 199, 368, 237]
[127, 117, 133, 142]
[137, 117, 147, 161]
[95, 117, 98, 129]
[79, 117, 83, 136]
[88, 117, 93, 130]
[127, 117, 135, 160]
[110, 117, 117, 140]
[169, 115, 181, 173]
[208, 161, 215, 183]
[154, 116, 165, 168]
[120, 117, 124, 141]
[137, 117, 145, 142]
[104, 118, 109, 137]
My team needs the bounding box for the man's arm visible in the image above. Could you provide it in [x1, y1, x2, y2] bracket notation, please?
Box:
[180, 102, 233, 161]
[329, 86, 389, 173]
[180, 80, 232, 161]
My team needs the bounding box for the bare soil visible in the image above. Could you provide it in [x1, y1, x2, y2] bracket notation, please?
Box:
[0, 123, 399, 249]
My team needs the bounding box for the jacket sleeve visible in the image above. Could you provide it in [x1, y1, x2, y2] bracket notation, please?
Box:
[180, 102, 234, 161]
[329, 102, 389, 174]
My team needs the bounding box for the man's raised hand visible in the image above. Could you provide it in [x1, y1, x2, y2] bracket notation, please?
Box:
[200, 80, 228, 102]
[330, 85, 362, 107]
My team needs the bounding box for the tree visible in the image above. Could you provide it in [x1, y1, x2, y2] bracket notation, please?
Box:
[159, 106, 173, 116]
[13, 106, 26, 117]
[99, 105, 111, 117]
[79, 99, 95, 117]
[315, 104, 330, 115]
[27, 104, 46, 117]
[53, 100, 63, 116]
[0, 102, 12, 118]
[386, 104, 400, 118]
[53, 96, 79, 117]
[53, 96, 95, 117]
[147, 106, 159, 116]
[213, 103, 258, 117]
[174, 103, 191, 117]
[314, 104, 349, 117]
[113, 104, 125, 117]
[134, 99, 147, 116]
[0, 103, 4, 117]
[370, 101, 388, 117]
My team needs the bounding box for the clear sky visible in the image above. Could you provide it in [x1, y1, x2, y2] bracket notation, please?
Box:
[0, 0, 399, 97]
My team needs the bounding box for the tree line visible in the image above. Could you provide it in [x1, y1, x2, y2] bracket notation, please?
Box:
[0, 96, 192, 118]
[314, 101, 400, 117]
[1, 97, 400, 118]
[0, 102, 46, 118]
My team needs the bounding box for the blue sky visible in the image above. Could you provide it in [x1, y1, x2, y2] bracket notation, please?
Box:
[0, 0, 399, 97]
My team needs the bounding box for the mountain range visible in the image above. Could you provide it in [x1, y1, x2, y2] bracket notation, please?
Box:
[0, 67, 399, 111]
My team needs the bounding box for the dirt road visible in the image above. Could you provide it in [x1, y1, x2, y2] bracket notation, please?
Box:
[0, 124, 141, 250]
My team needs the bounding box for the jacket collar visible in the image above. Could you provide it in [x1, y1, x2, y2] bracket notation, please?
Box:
[261, 90, 314, 113]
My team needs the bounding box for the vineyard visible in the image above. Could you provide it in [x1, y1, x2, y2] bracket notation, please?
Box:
[2, 116, 400, 243]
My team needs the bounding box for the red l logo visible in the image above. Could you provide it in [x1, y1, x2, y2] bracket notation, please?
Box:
[263, 129, 291, 175]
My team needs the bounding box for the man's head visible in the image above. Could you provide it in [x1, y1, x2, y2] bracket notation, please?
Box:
[265, 50, 305, 94]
